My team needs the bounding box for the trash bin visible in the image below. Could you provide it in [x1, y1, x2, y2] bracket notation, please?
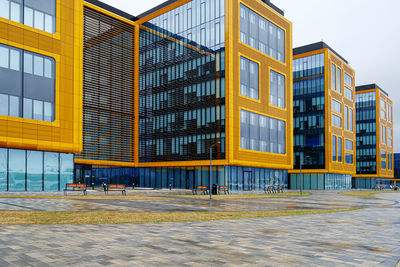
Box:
[212, 184, 219, 195]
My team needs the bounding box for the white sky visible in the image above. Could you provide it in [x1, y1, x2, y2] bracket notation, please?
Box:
[101, 0, 400, 152]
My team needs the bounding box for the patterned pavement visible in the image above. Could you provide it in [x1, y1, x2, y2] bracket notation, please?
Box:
[0, 192, 399, 266]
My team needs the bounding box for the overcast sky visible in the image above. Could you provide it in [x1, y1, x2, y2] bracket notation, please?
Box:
[102, 0, 400, 152]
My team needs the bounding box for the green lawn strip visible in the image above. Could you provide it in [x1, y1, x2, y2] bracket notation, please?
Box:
[0, 208, 356, 225]
[342, 191, 400, 199]
[171, 192, 311, 199]
[0, 195, 164, 200]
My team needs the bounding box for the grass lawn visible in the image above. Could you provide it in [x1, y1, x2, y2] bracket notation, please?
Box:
[0, 195, 164, 200]
[342, 190, 400, 199]
[0, 208, 356, 225]
[172, 192, 310, 200]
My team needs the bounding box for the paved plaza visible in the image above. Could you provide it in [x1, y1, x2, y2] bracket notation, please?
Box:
[0, 191, 399, 266]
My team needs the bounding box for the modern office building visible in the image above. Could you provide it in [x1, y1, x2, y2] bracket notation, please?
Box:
[353, 84, 394, 188]
[0, 0, 293, 191]
[289, 42, 356, 190]
[0, 0, 82, 191]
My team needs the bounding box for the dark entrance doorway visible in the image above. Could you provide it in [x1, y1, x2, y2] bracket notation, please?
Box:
[75, 164, 92, 186]
[186, 170, 194, 189]
[243, 170, 254, 191]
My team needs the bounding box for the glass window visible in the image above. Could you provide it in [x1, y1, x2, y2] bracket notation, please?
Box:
[8, 149, 26, 191]
[24, 53, 33, 74]
[0, 94, 8, 116]
[0, 43, 56, 122]
[27, 150, 43, 191]
[10, 1, 21, 23]
[345, 140, 353, 151]
[349, 108, 353, 132]
[240, 57, 259, 100]
[332, 99, 341, 113]
[60, 153, 74, 190]
[345, 86, 352, 99]
[9, 49, 20, 71]
[240, 4, 285, 63]
[344, 106, 348, 130]
[331, 64, 336, 90]
[337, 67, 341, 93]
[34, 55, 44, 76]
[0, 148, 7, 191]
[0, 0, 10, 20]
[23, 98, 33, 119]
[332, 135, 337, 161]
[338, 137, 342, 162]
[44, 152, 59, 191]
[332, 114, 342, 127]
[240, 110, 285, 154]
[24, 6, 34, 27]
[344, 72, 353, 86]
[270, 70, 285, 109]
[345, 153, 353, 164]
[0, 45, 9, 68]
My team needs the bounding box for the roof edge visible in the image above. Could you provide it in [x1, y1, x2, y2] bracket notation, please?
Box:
[356, 84, 389, 96]
[84, 0, 137, 21]
[293, 41, 349, 64]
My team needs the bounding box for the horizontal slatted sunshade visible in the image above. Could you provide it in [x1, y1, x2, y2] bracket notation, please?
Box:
[76, 7, 135, 163]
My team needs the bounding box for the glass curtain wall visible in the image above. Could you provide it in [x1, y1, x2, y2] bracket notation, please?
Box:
[0, 148, 73, 191]
[293, 53, 325, 169]
[356, 92, 377, 174]
[139, 0, 226, 162]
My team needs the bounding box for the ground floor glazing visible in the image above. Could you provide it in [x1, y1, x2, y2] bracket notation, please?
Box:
[75, 164, 288, 191]
[0, 148, 74, 191]
[352, 177, 395, 189]
[289, 173, 352, 190]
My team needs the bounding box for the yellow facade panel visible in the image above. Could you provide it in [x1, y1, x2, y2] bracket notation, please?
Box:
[0, 0, 83, 154]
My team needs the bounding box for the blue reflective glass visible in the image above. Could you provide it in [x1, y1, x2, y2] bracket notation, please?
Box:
[44, 152, 59, 191]
[0, 148, 7, 191]
[8, 149, 26, 191]
[60, 153, 73, 190]
[27, 150, 43, 191]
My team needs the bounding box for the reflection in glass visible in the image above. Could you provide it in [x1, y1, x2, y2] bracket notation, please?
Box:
[44, 152, 59, 191]
[27, 150, 43, 191]
[8, 149, 26, 191]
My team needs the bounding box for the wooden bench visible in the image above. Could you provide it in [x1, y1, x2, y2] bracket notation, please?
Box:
[219, 186, 230, 195]
[105, 184, 126, 195]
[64, 184, 87, 195]
[277, 185, 284, 193]
[192, 186, 209, 195]
[264, 186, 275, 194]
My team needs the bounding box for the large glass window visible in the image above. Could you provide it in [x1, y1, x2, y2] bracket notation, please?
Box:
[345, 153, 353, 164]
[8, 149, 26, 191]
[344, 72, 353, 86]
[240, 110, 285, 154]
[332, 135, 337, 161]
[345, 86, 353, 99]
[44, 152, 59, 191]
[60, 153, 74, 190]
[332, 99, 341, 113]
[337, 67, 341, 93]
[240, 4, 285, 63]
[338, 137, 342, 162]
[345, 106, 348, 130]
[331, 64, 336, 90]
[27, 150, 43, 191]
[349, 108, 353, 132]
[332, 114, 342, 128]
[0, 43, 55, 122]
[345, 140, 353, 151]
[0, 0, 56, 34]
[270, 70, 285, 108]
[0, 148, 7, 191]
[240, 57, 259, 100]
